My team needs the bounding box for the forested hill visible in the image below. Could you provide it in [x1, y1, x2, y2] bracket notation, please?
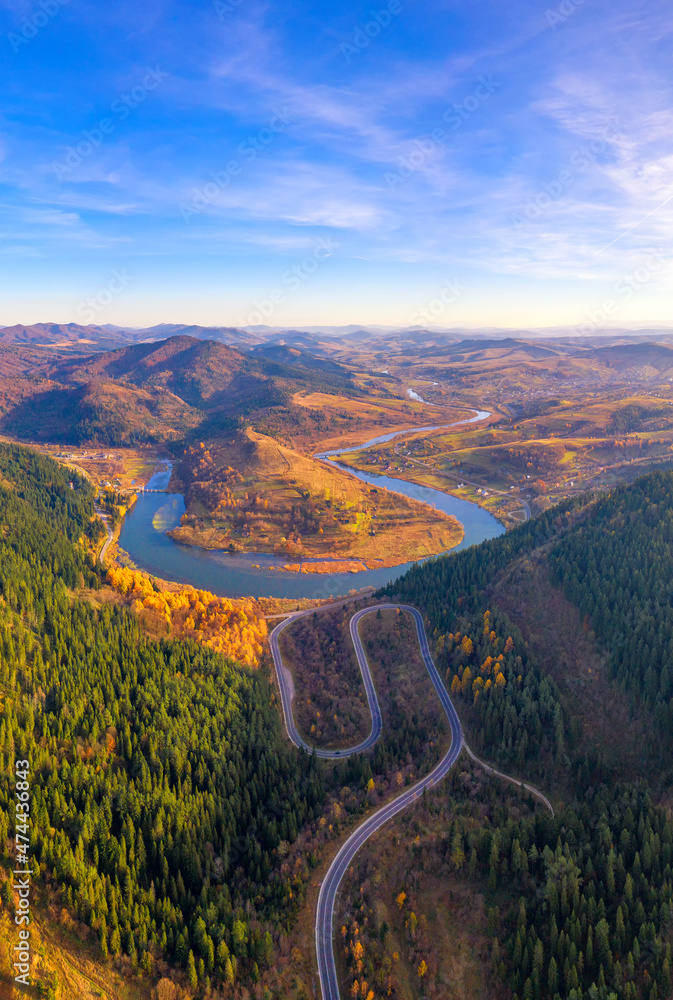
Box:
[1, 336, 363, 445]
[382, 471, 673, 1000]
[385, 469, 673, 764]
[0, 443, 324, 990]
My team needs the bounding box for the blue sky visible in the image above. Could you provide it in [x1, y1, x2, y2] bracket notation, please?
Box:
[1, 0, 672, 329]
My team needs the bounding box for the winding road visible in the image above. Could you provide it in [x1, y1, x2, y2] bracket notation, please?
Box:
[270, 603, 463, 1000]
[95, 506, 114, 565]
[270, 601, 552, 1000]
[269, 607, 385, 758]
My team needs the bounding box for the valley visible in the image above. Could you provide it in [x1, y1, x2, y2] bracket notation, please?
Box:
[6, 325, 673, 574]
[2, 326, 673, 1000]
[167, 427, 463, 569]
[9, 4, 673, 1000]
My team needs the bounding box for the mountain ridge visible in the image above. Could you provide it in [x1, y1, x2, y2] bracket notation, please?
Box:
[0, 335, 363, 444]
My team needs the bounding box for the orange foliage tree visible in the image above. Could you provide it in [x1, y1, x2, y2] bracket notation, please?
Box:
[107, 566, 267, 666]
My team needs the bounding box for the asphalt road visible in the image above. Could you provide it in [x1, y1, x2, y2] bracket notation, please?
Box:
[269, 602, 552, 1000]
[269, 606, 386, 758]
[95, 506, 114, 565]
[269, 603, 464, 1000]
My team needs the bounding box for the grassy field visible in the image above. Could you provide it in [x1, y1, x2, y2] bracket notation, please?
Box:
[337, 391, 673, 521]
[169, 427, 464, 569]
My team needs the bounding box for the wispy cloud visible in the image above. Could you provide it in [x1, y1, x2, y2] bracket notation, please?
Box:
[1, 0, 672, 323]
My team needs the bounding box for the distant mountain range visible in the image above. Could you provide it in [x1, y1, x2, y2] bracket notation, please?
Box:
[4, 321, 673, 354]
[3, 325, 673, 447]
[0, 322, 258, 351]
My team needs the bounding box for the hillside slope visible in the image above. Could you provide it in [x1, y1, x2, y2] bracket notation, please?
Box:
[370, 474, 673, 1000]
[169, 426, 464, 566]
[387, 473, 673, 777]
[1, 336, 363, 445]
[0, 443, 326, 997]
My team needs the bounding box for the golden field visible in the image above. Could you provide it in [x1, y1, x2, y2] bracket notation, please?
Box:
[169, 427, 464, 570]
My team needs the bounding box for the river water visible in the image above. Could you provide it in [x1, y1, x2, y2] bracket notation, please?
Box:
[119, 411, 504, 598]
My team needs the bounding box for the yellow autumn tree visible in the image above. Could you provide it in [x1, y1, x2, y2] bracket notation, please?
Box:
[460, 635, 473, 656]
[107, 567, 267, 666]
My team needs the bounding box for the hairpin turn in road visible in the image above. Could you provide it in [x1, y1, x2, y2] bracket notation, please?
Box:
[269, 601, 552, 1000]
[269, 603, 463, 1000]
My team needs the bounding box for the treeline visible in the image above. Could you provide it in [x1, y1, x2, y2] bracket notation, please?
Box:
[0, 443, 101, 545]
[336, 763, 673, 1000]
[377, 471, 673, 999]
[381, 492, 590, 632]
[107, 566, 267, 666]
[607, 405, 661, 434]
[4, 385, 172, 446]
[0, 443, 325, 991]
[252, 403, 362, 449]
[549, 471, 673, 762]
[380, 500, 585, 779]
[384, 472, 673, 773]
[253, 353, 362, 398]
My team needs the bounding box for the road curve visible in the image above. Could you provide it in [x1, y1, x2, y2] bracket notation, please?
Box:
[269, 602, 552, 1000]
[269, 603, 464, 1000]
[463, 741, 553, 816]
[269, 607, 386, 758]
[95, 507, 114, 565]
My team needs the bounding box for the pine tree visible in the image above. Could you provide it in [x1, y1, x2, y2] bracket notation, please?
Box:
[187, 950, 198, 991]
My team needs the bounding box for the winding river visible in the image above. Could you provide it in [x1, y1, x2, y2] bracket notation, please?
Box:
[118, 409, 504, 598]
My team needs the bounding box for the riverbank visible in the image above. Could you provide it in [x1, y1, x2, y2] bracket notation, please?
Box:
[116, 409, 505, 598]
[336, 459, 527, 527]
[279, 555, 415, 574]
[166, 426, 464, 569]
[166, 508, 464, 570]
